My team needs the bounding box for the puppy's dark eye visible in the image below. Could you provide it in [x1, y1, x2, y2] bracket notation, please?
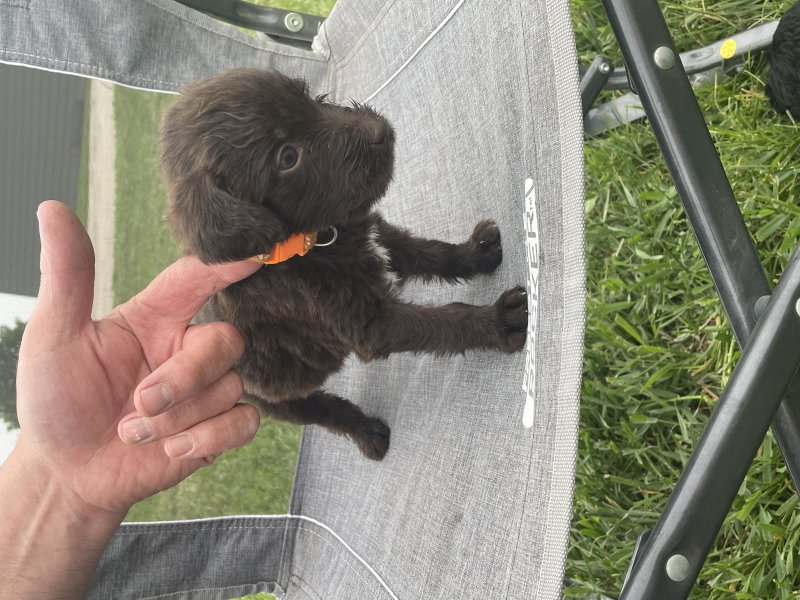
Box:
[279, 146, 299, 171]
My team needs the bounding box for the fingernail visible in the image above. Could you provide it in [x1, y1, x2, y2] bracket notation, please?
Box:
[140, 384, 171, 416]
[120, 417, 154, 445]
[164, 434, 194, 458]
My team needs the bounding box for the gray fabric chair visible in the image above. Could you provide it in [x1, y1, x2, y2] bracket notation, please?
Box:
[0, 1, 585, 598]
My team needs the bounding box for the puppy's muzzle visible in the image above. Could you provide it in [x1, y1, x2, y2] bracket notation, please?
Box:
[366, 119, 389, 146]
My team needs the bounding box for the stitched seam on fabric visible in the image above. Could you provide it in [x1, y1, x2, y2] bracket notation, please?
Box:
[288, 431, 310, 515]
[295, 519, 399, 599]
[533, 1, 584, 598]
[116, 516, 398, 598]
[288, 573, 324, 600]
[333, 0, 400, 69]
[0, 50, 182, 87]
[362, 0, 467, 103]
[0, 58, 181, 95]
[115, 523, 291, 535]
[293, 526, 391, 598]
[278, 514, 294, 587]
[284, 430, 313, 586]
[142, 581, 277, 600]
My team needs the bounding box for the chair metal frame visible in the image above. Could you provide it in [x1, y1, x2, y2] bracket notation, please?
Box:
[601, 0, 800, 597]
[581, 19, 779, 136]
[174, 0, 322, 47]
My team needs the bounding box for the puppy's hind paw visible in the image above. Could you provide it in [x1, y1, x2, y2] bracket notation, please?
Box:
[468, 220, 502, 274]
[495, 285, 528, 353]
[351, 417, 391, 461]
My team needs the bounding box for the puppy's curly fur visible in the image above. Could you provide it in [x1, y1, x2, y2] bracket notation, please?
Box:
[161, 68, 527, 460]
[767, 1, 800, 119]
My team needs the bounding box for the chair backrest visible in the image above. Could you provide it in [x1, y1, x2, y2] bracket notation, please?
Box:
[1, 1, 585, 597]
[284, 2, 585, 597]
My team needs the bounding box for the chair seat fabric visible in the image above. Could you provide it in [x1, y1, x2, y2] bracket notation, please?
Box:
[0, 1, 585, 598]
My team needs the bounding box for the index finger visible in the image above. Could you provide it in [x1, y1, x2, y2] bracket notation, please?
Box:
[122, 256, 260, 326]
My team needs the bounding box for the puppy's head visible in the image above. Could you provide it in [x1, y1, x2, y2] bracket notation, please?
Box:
[161, 68, 395, 263]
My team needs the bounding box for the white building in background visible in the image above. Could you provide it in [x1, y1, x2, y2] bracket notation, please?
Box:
[0, 292, 33, 463]
[0, 292, 36, 328]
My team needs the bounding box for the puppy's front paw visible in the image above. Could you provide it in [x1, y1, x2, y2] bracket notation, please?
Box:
[494, 285, 528, 352]
[350, 417, 391, 461]
[467, 220, 502, 274]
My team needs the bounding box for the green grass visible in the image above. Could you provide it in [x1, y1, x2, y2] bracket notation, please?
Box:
[112, 87, 182, 305]
[568, 1, 800, 598]
[106, 1, 800, 598]
[127, 419, 300, 521]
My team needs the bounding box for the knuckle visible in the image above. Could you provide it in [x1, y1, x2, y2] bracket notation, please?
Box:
[228, 405, 260, 448]
[220, 370, 245, 404]
[173, 353, 205, 392]
[213, 322, 245, 359]
[241, 405, 261, 441]
[196, 405, 259, 457]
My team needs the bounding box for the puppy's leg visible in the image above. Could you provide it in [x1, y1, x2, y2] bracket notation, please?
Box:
[376, 217, 502, 283]
[254, 391, 390, 461]
[362, 286, 528, 358]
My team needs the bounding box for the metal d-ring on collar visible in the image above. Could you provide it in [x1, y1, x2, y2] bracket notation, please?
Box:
[315, 226, 338, 247]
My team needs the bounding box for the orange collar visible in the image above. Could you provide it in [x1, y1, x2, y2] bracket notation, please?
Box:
[249, 232, 317, 265]
[249, 227, 338, 265]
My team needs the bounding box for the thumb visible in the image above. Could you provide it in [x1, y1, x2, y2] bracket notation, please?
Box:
[26, 200, 96, 349]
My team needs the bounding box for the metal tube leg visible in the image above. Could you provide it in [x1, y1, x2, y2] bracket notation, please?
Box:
[620, 249, 800, 598]
[601, 0, 800, 499]
[599, 0, 800, 595]
[580, 55, 614, 116]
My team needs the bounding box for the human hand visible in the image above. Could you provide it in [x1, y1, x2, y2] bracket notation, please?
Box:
[13, 200, 262, 517]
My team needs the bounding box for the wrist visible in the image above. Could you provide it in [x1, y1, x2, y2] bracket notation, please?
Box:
[4, 439, 129, 524]
[0, 443, 126, 598]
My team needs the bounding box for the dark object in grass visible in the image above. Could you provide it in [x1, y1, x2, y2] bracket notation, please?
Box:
[766, 0, 800, 119]
[161, 68, 528, 460]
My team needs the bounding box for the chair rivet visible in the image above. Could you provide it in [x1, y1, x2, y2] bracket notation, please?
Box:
[285, 12, 304, 33]
[795, 297, 800, 317]
[654, 46, 676, 70]
[755, 294, 771, 320]
[599, 62, 612, 75]
[666, 554, 690, 582]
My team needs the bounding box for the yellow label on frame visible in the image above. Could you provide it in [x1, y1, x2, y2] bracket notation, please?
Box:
[720, 39, 737, 59]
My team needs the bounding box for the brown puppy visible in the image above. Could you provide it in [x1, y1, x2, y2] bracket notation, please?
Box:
[161, 68, 527, 460]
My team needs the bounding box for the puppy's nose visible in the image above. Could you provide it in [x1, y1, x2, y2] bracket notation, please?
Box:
[366, 120, 389, 145]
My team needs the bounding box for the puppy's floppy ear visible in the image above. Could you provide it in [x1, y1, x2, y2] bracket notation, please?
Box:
[169, 171, 289, 264]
